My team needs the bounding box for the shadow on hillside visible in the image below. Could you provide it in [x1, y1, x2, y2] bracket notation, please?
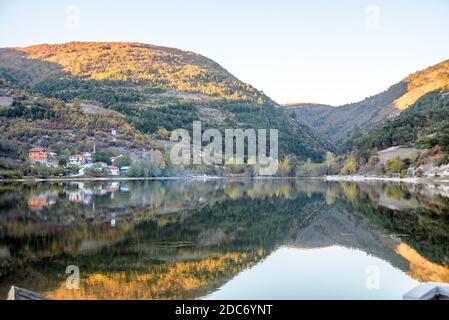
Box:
[0, 48, 66, 86]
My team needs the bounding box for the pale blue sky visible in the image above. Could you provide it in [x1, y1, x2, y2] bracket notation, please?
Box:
[1, 0, 448, 105]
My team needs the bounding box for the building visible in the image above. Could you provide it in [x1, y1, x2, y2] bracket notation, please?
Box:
[106, 165, 119, 176]
[69, 154, 85, 166]
[111, 129, 117, 142]
[82, 152, 93, 163]
[28, 148, 48, 163]
[120, 166, 129, 175]
[94, 162, 107, 168]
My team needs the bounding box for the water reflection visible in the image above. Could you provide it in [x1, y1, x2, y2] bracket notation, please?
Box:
[0, 179, 448, 299]
[205, 246, 419, 300]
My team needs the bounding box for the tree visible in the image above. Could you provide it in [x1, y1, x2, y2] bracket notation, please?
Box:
[278, 158, 292, 177]
[157, 127, 170, 140]
[114, 155, 131, 168]
[324, 151, 336, 174]
[58, 158, 67, 167]
[93, 151, 113, 164]
[340, 154, 357, 175]
[72, 98, 81, 110]
[383, 157, 410, 177]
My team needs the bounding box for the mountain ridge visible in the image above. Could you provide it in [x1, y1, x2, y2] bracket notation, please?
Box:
[0, 41, 273, 104]
[285, 59, 449, 146]
[0, 41, 330, 177]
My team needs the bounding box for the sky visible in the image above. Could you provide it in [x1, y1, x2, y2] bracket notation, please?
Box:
[0, 0, 448, 105]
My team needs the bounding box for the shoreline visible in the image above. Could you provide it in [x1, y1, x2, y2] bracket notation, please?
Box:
[0, 176, 219, 183]
[1, 174, 449, 184]
[324, 175, 449, 184]
[0, 175, 308, 183]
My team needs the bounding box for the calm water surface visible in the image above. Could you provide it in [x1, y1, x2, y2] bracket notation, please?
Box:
[0, 179, 448, 299]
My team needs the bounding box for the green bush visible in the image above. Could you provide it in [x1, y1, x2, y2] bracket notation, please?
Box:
[0, 169, 23, 179]
[383, 157, 410, 175]
[340, 154, 357, 175]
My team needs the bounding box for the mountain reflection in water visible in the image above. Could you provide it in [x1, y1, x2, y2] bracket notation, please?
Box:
[0, 179, 448, 299]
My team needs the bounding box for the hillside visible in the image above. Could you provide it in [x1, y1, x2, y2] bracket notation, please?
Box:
[333, 89, 449, 178]
[396, 59, 449, 110]
[287, 83, 406, 145]
[0, 77, 156, 176]
[0, 42, 330, 177]
[285, 103, 336, 130]
[287, 59, 449, 146]
[352, 90, 449, 159]
[0, 42, 269, 103]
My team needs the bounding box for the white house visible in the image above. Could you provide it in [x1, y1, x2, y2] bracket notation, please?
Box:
[111, 129, 117, 142]
[69, 154, 85, 166]
[94, 162, 107, 168]
[120, 166, 129, 175]
[106, 165, 119, 176]
[82, 152, 93, 163]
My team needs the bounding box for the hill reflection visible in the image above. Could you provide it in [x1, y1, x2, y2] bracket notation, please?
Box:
[0, 179, 448, 299]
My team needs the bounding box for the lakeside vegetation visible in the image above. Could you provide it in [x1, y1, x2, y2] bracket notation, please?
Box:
[336, 90, 449, 177]
[0, 42, 331, 179]
[350, 91, 449, 160]
[0, 42, 448, 180]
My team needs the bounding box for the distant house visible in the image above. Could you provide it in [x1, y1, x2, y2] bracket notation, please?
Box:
[106, 165, 119, 176]
[120, 166, 129, 175]
[28, 148, 48, 163]
[94, 162, 107, 168]
[69, 154, 85, 166]
[111, 129, 117, 142]
[82, 152, 93, 163]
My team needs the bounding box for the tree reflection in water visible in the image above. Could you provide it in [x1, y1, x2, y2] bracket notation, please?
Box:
[0, 179, 448, 299]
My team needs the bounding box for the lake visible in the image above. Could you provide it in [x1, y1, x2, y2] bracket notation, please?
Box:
[0, 179, 448, 299]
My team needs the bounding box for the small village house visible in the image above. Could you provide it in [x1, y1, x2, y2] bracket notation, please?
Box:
[94, 162, 107, 168]
[82, 152, 93, 163]
[69, 154, 85, 166]
[106, 165, 119, 176]
[120, 166, 129, 175]
[28, 148, 48, 163]
[111, 129, 117, 142]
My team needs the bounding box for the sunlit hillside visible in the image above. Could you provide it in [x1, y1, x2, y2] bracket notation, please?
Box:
[1, 42, 267, 103]
[287, 59, 449, 146]
[395, 59, 449, 110]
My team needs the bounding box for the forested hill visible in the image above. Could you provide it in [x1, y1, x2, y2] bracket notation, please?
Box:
[0, 42, 331, 177]
[0, 42, 270, 103]
[286, 59, 449, 146]
[351, 90, 449, 160]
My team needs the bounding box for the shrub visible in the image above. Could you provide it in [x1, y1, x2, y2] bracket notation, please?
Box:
[340, 154, 357, 175]
[383, 157, 410, 175]
[0, 169, 23, 179]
